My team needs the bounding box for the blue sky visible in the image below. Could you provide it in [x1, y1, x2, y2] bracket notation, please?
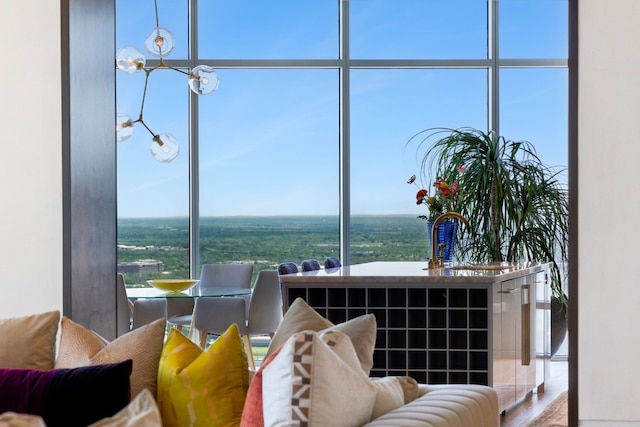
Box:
[115, 0, 568, 218]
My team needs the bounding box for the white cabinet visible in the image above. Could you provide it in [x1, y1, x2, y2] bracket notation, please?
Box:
[493, 274, 539, 413]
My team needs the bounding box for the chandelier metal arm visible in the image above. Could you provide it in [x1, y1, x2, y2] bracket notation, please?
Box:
[115, 0, 219, 162]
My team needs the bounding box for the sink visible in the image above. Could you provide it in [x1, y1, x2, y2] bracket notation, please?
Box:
[445, 264, 513, 271]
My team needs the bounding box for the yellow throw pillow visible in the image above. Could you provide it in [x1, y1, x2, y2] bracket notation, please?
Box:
[0, 311, 60, 370]
[55, 317, 166, 398]
[157, 324, 249, 427]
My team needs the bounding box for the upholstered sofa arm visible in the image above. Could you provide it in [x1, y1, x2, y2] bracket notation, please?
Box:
[362, 384, 500, 427]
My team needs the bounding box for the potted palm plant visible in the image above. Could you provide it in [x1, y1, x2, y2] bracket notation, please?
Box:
[407, 127, 569, 355]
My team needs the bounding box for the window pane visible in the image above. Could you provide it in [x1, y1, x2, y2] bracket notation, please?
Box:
[500, 0, 568, 58]
[198, 0, 339, 59]
[116, 69, 191, 284]
[349, 69, 487, 263]
[350, 0, 488, 59]
[116, 0, 189, 60]
[198, 69, 340, 270]
[500, 68, 568, 172]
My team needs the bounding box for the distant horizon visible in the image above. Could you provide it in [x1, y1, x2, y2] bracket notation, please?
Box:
[118, 213, 419, 219]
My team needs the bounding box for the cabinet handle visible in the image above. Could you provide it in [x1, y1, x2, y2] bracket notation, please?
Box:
[498, 288, 519, 294]
[521, 284, 531, 366]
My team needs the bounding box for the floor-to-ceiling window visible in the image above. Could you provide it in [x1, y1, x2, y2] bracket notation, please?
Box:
[115, 0, 567, 284]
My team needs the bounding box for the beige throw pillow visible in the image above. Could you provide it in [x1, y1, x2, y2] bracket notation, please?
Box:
[265, 298, 332, 357]
[88, 388, 162, 427]
[262, 330, 376, 427]
[0, 412, 46, 427]
[266, 298, 377, 374]
[55, 317, 166, 398]
[329, 312, 377, 374]
[369, 377, 410, 420]
[0, 311, 60, 370]
[397, 375, 420, 403]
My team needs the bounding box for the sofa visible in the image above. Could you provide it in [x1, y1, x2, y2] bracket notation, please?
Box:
[0, 302, 499, 426]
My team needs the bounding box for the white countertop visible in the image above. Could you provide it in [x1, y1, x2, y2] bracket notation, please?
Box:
[278, 261, 551, 285]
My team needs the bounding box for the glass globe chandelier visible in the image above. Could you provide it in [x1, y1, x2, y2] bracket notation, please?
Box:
[115, 0, 219, 163]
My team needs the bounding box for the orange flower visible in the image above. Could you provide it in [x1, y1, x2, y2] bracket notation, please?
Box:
[407, 165, 465, 221]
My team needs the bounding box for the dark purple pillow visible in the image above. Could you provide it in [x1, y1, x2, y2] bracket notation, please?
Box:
[0, 359, 132, 427]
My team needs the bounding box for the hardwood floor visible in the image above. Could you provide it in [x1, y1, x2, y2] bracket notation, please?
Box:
[500, 359, 568, 426]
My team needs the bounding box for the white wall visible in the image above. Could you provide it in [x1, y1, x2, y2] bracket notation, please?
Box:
[579, 0, 640, 425]
[0, 1, 63, 317]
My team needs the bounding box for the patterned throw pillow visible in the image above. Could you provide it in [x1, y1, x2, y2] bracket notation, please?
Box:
[261, 329, 376, 427]
[265, 298, 377, 374]
[0, 360, 132, 427]
[157, 324, 249, 427]
[0, 311, 60, 370]
[55, 317, 166, 398]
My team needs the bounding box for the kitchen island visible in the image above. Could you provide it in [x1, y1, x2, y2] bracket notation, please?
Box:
[278, 261, 552, 413]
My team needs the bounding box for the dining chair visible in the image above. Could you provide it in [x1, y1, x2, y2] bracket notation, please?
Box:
[168, 263, 254, 338]
[132, 298, 167, 330]
[301, 259, 321, 272]
[324, 257, 342, 269]
[192, 269, 283, 370]
[165, 298, 195, 334]
[116, 273, 134, 336]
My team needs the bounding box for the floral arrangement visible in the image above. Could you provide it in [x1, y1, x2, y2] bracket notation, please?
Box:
[407, 165, 466, 222]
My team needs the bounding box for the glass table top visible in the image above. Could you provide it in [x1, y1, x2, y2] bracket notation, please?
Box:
[126, 286, 252, 299]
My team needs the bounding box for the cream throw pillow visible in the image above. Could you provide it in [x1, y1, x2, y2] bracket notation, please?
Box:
[88, 389, 162, 427]
[0, 412, 46, 427]
[266, 298, 377, 374]
[262, 329, 376, 427]
[397, 375, 421, 403]
[0, 311, 60, 370]
[369, 377, 409, 420]
[55, 317, 166, 398]
[329, 312, 377, 374]
[265, 298, 332, 357]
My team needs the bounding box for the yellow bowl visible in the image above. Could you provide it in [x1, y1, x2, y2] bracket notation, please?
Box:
[146, 279, 199, 293]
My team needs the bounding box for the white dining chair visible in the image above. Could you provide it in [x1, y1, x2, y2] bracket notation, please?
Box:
[116, 273, 134, 336]
[168, 263, 254, 338]
[192, 269, 283, 370]
[132, 298, 167, 330]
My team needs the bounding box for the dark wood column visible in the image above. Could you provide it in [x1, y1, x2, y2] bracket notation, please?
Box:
[61, 0, 118, 340]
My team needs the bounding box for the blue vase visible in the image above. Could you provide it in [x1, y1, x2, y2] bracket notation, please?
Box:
[427, 220, 458, 262]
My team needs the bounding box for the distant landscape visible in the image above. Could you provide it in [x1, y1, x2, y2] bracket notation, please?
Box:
[117, 215, 431, 285]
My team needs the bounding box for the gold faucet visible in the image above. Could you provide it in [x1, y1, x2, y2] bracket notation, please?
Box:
[428, 212, 471, 269]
